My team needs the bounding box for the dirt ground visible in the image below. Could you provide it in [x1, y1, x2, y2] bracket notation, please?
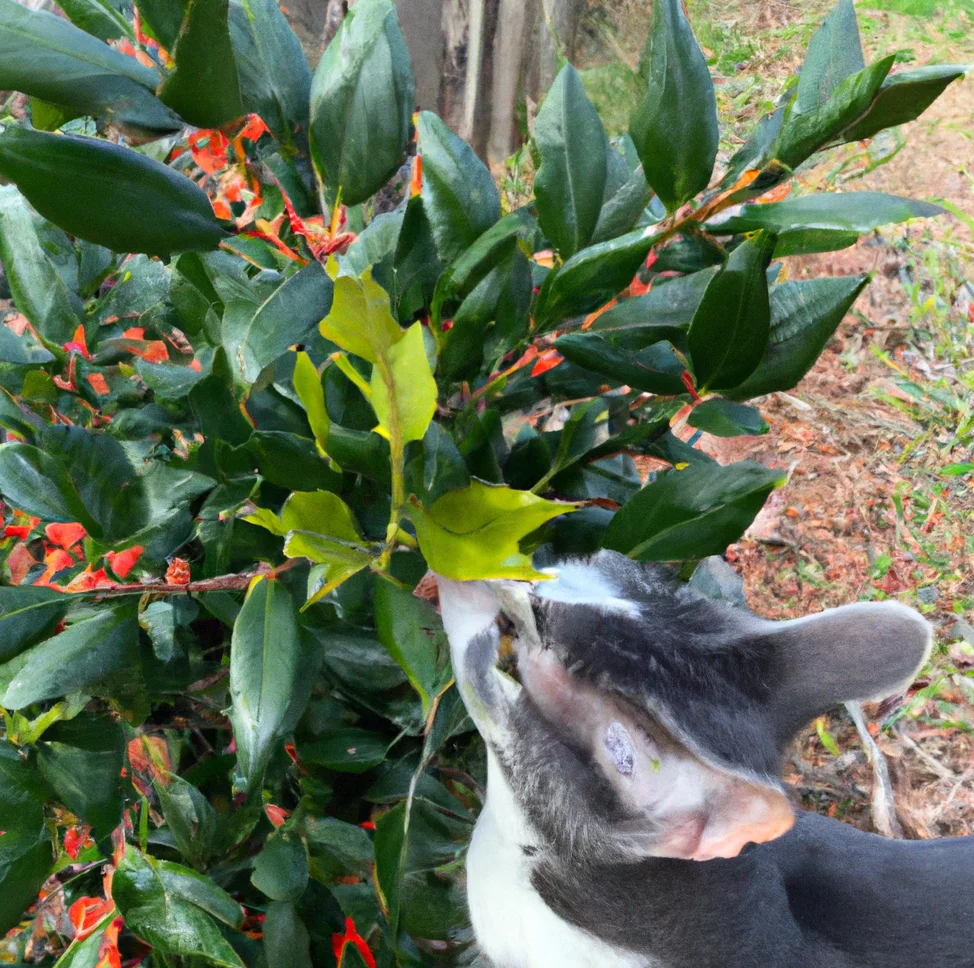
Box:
[659, 0, 974, 837]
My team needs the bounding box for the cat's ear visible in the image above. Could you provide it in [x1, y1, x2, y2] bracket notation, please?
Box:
[763, 601, 932, 742]
[524, 554, 931, 781]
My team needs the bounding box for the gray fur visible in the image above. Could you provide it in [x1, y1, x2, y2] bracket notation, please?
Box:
[437, 551, 972, 968]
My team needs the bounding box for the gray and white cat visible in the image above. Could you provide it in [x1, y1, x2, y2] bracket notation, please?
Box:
[438, 551, 974, 968]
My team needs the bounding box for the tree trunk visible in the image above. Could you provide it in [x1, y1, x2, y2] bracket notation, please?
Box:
[486, 0, 533, 162]
[283, 0, 584, 162]
[460, 0, 498, 158]
[536, 0, 585, 95]
[397, 0, 446, 111]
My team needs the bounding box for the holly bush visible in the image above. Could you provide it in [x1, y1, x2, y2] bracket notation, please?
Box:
[0, 0, 964, 963]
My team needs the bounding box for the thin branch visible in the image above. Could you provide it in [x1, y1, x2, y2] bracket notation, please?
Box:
[55, 558, 302, 599]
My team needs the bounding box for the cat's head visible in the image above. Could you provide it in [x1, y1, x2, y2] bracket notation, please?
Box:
[438, 551, 930, 862]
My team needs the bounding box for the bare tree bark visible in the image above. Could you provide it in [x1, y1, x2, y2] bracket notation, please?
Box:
[320, 0, 347, 50]
[440, 0, 468, 133]
[536, 0, 585, 93]
[397, 0, 446, 111]
[282, 0, 582, 162]
[486, 0, 534, 162]
[461, 0, 486, 143]
[460, 0, 498, 157]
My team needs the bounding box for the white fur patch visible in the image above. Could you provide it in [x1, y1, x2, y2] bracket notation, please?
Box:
[536, 565, 642, 619]
[467, 752, 650, 968]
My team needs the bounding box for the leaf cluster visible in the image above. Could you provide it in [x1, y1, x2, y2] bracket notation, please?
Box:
[0, 0, 963, 964]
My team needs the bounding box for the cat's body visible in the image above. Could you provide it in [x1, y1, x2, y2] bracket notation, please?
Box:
[437, 552, 974, 968]
[471, 765, 974, 968]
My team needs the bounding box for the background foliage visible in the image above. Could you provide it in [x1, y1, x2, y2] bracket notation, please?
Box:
[0, 0, 965, 964]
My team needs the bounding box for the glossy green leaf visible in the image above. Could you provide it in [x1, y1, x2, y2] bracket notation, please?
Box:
[416, 111, 501, 264]
[409, 480, 574, 580]
[0, 389, 42, 441]
[320, 269, 403, 364]
[534, 227, 660, 331]
[374, 581, 448, 718]
[547, 399, 612, 479]
[0, 740, 49, 828]
[139, 600, 178, 662]
[0, 586, 69, 664]
[776, 55, 895, 170]
[1, 606, 138, 709]
[340, 209, 403, 280]
[432, 208, 536, 321]
[0, 187, 82, 343]
[710, 191, 945, 236]
[533, 64, 607, 257]
[603, 460, 786, 560]
[0, 0, 182, 136]
[795, 0, 864, 114]
[228, 577, 303, 790]
[438, 240, 531, 381]
[36, 715, 125, 838]
[726, 274, 869, 400]
[392, 194, 442, 321]
[309, 0, 415, 206]
[299, 727, 388, 773]
[228, 0, 311, 142]
[113, 847, 245, 967]
[244, 432, 344, 491]
[555, 333, 686, 395]
[629, 0, 718, 211]
[0, 834, 51, 935]
[411, 422, 470, 505]
[156, 772, 218, 869]
[373, 798, 469, 939]
[56, 0, 133, 41]
[304, 816, 374, 881]
[0, 441, 100, 534]
[160, 0, 243, 127]
[688, 399, 769, 437]
[252, 831, 309, 902]
[237, 263, 334, 382]
[0, 127, 226, 257]
[687, 233, 775, 392]
[0, 324, 56, 364]
[42, 424, 149, 542]
[773, 228, 860, 258]
[136, 0, 186, 48]
[370, 322, 437, 445]
[263, 901, 312, 968]
[592, 137, 652, 244]
[190, 348, 254, 448]
[280, 490, 363, 545]
[584, 266, 718, 348]
[30, 96, 79, 133]
[293, 352, 330, 457]
[135, 359, 203, 400]
[49, 912, 118, 968]
[842, 65, 968, 142]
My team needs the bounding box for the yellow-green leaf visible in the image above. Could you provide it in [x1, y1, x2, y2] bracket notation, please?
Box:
[274, 491, 374, 606]
[370, 322, 437, 445]
[293, 351, 329, 457]
[408, 480, 575, 581]
[319, 269, 402, 364]
[281, 490, 363, 545]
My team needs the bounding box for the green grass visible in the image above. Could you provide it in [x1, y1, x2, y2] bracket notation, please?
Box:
[861, 0, 974, 16]
[580, 62, 641, 136]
